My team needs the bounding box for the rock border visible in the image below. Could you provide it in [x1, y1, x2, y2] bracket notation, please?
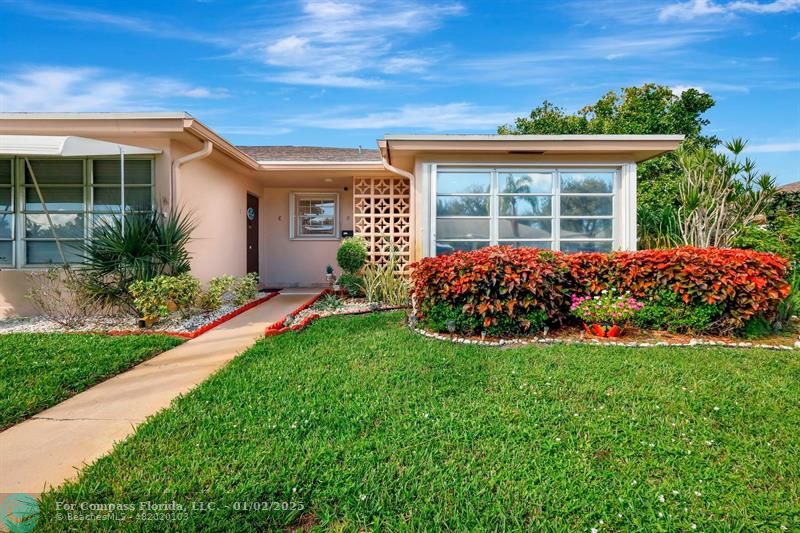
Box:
[3, 292, 280, 341]
[410, 324, 799, 351]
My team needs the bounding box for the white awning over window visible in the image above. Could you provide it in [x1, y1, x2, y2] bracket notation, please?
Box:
[0, 135, 161, 156]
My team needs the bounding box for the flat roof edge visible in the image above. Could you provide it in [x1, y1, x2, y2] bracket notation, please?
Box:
[381, 134, 686, 141]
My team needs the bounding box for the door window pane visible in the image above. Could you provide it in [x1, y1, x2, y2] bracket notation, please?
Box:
[25, 213, 85, 239]
[435, 241, 488, 256]
[25, 160, 83, 185]
[561, 241, 613, 253]
[436, 196, 490, 217]
[499, 172, 552, 194]
[561, 196, 613, 216]
[436, 218, 490, 240]
[93, 187, 152, 212]
[26, 187, 84, 211]
[26, 241, 83, 265]
[499, 196, 551, 216]
[498, 219, 551, 239]
[437, 172, 491, 194]
[560, 219, 612, 239]
[93, 160, 152, 185]
[560, 172, 614, 193]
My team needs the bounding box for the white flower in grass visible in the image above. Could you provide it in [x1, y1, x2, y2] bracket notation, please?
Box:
[631, 480, 637, 486]
[617, 514, 623, 518]
[658, 512, 664, 518]
[360, 494, 367, 501]
[694, 491, 702, 497]
[591, 528, 598, 533]
[599, 520, 604, 525]
[691, 524, 697, 530]
[705, 440, 713, 446]
[713, 406, 720, 411]
[555, 437, 561, 442]
[658, 494, 665, 503]
[672, 490, 679, 495]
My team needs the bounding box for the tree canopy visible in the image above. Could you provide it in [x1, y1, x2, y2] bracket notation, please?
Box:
[499, 84, 717, 246]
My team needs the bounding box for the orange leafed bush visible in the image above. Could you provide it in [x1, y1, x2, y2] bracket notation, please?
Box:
[410, 246, 791, 334]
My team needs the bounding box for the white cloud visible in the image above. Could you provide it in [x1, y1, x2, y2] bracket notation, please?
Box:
[659, 0, 800, 21]
[284, 102, 520, 130]
[245, 0, 465, 88]
[745, 141, 800, 153]
[0, 66, 228, 112]
[671, 84, 706, 95]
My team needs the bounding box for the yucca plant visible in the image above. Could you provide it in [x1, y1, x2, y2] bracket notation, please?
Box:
[74, 210, 195, 315]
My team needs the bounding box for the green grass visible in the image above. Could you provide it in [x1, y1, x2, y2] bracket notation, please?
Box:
[0, 333, 183, 429]
[38, 313, 799, 531]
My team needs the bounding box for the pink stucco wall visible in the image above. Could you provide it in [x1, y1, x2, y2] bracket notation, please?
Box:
[261, 180, 354, 288]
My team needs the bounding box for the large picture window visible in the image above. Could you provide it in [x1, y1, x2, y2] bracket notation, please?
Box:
[1, 157, 153, 267]
[434, 167, 616, 256]
[290, 192, 339, 240]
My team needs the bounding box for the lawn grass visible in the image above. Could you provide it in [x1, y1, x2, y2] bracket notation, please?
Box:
[0, 333, 183, 429]
[38, 312, 799, 531]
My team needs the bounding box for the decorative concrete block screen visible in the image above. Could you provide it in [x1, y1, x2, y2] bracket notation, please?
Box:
[353, 176, 411, 266]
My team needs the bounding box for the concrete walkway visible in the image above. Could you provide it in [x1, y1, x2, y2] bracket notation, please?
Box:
[0, 291, 316, 495]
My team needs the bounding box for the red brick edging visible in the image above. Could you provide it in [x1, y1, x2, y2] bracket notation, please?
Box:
[264, 289, 329, 337]
[103, 291, 280, 340]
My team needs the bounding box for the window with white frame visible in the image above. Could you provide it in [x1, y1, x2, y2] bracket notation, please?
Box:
[434, 167, 616, 256]
[1, 157, 154, 267]
[290, 192, 338, 239]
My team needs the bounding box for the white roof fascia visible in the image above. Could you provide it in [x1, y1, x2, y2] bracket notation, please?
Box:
[381, 134, 686, 141]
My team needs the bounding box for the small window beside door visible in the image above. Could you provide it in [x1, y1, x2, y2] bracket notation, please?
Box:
[290, 192, 339, 239]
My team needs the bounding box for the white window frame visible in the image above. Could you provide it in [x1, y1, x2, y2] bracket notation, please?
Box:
[0, 158, 14, 267]
[430, 164, 622, 255]
[289, 192, 340, 241]
[2, 156, 154, 269]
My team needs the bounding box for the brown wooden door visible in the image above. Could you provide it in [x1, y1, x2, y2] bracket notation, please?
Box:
[246, 193, 259, 275]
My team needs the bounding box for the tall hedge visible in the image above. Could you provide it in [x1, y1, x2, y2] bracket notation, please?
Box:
[411, 246, 790, 334]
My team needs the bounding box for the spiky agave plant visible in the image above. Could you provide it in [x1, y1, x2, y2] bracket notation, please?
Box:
[75, 210, 195, 314]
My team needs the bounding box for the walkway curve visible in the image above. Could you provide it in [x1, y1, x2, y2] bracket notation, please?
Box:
[0, 291, 317, 496]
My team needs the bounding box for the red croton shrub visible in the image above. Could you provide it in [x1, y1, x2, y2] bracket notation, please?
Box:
[410, 246, 791, 334]
[410, 246, 572, 330]
[566, 247, 791, 332]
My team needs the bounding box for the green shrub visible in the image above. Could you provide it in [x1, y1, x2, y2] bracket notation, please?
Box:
[198, 274, 259, 311]
[740, 315, 775, 339]
[424, 303, 547, 336]
[633, 290, 722, 334]
[338, 272, 363, 297]
[198, 275, 234, 312]
[233, 273, 259, 306]
[129, 273, 201, 322]
[336, 237, 368, 274]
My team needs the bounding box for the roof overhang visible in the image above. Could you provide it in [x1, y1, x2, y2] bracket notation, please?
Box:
[378, 134, 685, 172]
[0, 135, 162, 156]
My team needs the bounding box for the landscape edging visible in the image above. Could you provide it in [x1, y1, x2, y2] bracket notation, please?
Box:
[410, 325, 799, 351]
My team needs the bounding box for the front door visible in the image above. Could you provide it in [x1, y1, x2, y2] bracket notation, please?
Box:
[246, 193, 259, 275]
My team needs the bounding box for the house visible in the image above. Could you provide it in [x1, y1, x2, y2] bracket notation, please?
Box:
[0, 112, 683, 316]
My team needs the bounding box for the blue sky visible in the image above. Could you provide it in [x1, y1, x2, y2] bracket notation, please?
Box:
[0, 0, 798, 182]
